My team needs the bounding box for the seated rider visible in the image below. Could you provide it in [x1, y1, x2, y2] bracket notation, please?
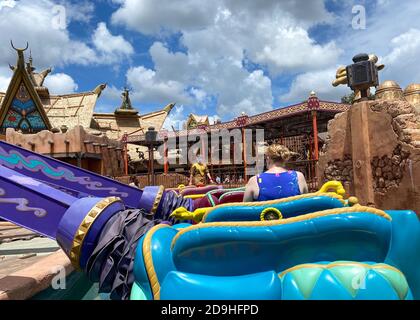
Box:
[243, 144, 308, 202]
[189, 156, 214, 187]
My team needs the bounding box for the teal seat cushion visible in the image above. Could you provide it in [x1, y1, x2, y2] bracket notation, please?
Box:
[160, 270, 282, 300]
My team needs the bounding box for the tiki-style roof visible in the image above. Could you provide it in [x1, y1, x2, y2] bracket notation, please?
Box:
[127, 100, 350, 143]
[43, 91, 103, 129]
[92, 103, 175, 141]
[0, 44, 52, 134]
[0, 46, 108, 133]
[185, 113, 210, 129]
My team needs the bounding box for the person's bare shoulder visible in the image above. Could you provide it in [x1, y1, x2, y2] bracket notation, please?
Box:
[296, 171, 306, 180]
[247, 175, 258, 185]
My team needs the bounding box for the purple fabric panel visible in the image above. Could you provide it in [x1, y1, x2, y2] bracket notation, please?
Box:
[0, 165, 76, 238]
[0, 140, 142, 208]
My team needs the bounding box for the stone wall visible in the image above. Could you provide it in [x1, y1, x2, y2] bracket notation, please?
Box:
[371, 144, 410, 193]
[318, 98, 420, 214]
[323, 154, 353, 185]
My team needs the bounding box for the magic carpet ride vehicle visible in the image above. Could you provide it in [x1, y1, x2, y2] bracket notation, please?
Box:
[0, 140, 419, 300]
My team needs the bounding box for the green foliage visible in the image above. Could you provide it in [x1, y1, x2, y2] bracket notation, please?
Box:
[341, 92, 375, 104]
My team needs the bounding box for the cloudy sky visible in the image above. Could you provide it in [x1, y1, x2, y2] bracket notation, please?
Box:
[0, 0, 419, 129]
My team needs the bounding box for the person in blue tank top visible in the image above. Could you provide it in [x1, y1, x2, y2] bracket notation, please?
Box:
[243, 144, 308, 202]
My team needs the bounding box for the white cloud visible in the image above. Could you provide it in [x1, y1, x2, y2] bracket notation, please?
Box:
[149, 42, 190, 83]
[132, 42, 273, 118]
[253, 26, 342, 74]
[0, 0, 133, 69]
[126, 66, 192, 105]
[380, 28, 420, 88]
[59, 0, 95, 24]
[92, 22, 134, 63]
[217, 70, 273, 116]
[43, 72, 78, 94]
[111, 0, 341, 119]
[189, 87, 207, 102]
[111, 0, 218, 35]
[101, 84, 122, 102]
[0, 67, 12, 91]
[0, 0, 94, 67]
[280, 68, 351, 103]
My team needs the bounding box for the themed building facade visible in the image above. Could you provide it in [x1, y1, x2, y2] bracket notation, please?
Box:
[0, 45, 174, 176]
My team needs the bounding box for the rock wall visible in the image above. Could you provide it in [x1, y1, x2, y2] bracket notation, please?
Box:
[318, 99, 420, 214]
[323, 155, 353, 185]
[371, 144, 410, 193]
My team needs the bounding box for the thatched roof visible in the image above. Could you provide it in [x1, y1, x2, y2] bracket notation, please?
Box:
[42, 91, 101, 129]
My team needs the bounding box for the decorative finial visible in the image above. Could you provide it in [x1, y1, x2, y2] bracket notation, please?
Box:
[120, 87, 133, 110]
[114, 86, 138, 115]
[93, 83, 107, 97]
[163, 103, 176, 113]
[11, 41, 29, 69]
[10, 40, 28, 52]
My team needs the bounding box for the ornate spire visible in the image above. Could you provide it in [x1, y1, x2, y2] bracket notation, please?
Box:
[9, 43, 52, 90]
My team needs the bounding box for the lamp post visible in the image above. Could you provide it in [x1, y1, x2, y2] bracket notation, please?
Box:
[145, 127, 158, 185]
[121, 132, 128, 175]
[307, 91, 320, 161]
[160, 130, 169, 175]
[308, 91, 320, 184]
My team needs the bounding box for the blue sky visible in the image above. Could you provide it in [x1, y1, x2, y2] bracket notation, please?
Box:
[0, 0, 419, 129]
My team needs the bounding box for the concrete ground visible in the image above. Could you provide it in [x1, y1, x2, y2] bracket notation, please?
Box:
[0, 222, 74, 300]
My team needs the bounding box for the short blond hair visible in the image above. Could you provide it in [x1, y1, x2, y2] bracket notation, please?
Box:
[266, 144, 293, 163]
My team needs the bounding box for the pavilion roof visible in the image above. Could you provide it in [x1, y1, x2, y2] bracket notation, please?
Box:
[127, 100, 350, 143]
